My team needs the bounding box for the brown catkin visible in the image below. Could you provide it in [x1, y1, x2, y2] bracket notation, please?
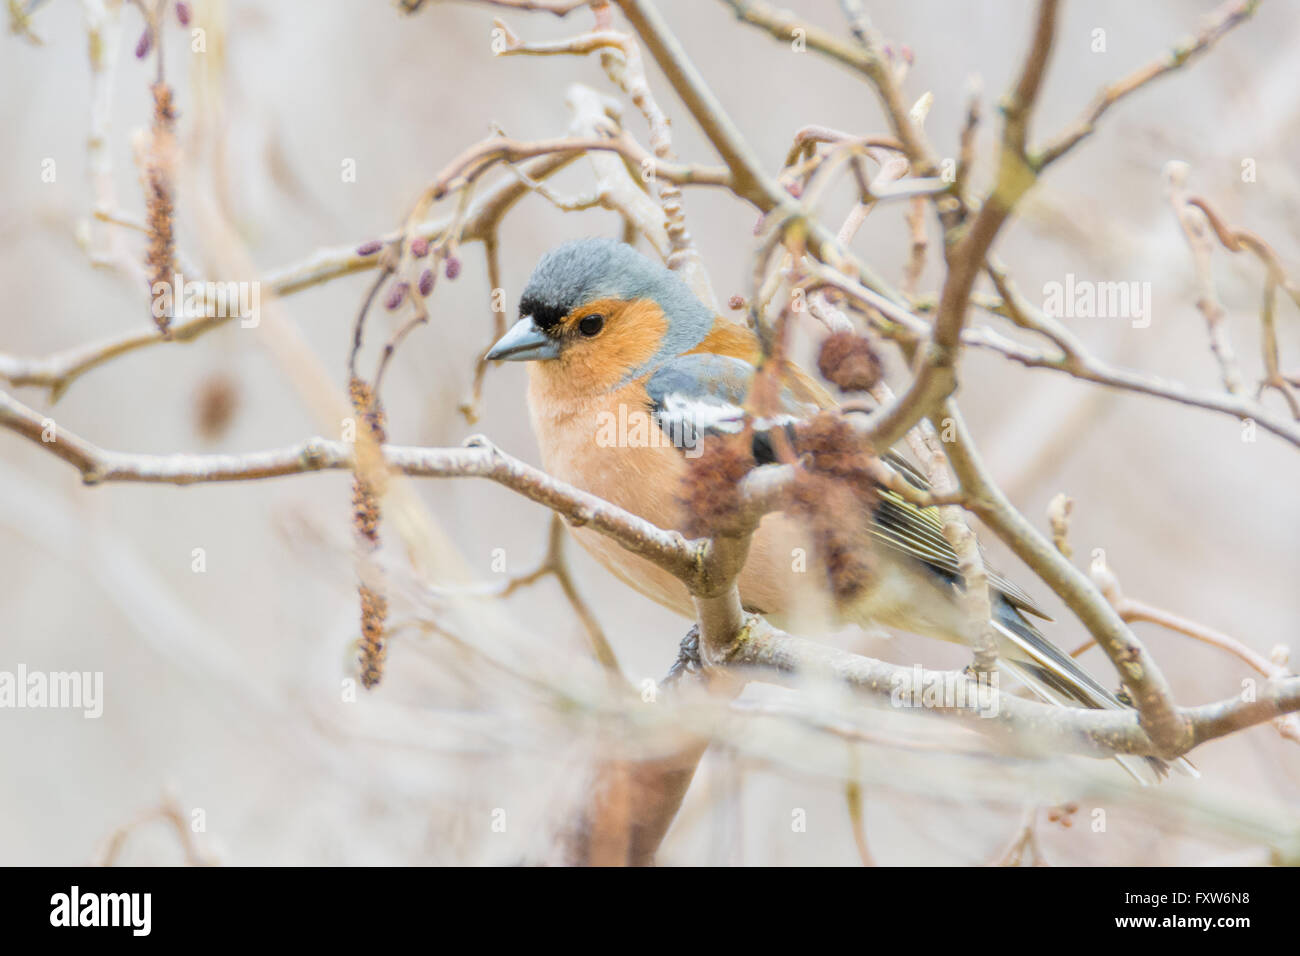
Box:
[351, 474, 381, 548]
[817, 331, 883, 393]
[193, 372, 239, 441]
[789, 472, 875, 601]
[792, 413, 879, 503]
[350, 377, 389, 687]
[358, 584, 388, 690]
[679, 435, 756, 538]
[348, 377, 387, 444]
[145, 83, 178, 335]
[788, 413, 880, 601]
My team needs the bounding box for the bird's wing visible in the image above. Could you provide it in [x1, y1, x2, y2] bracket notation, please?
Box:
[874, 450, 1050, 620]
[644, 353, 819, 447]
[644, 353, 1050, 621]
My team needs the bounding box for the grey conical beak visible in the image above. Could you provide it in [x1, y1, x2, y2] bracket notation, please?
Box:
[485, 318, 561, 362]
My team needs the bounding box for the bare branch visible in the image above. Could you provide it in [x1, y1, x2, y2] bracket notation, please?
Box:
[1036, 0, 1259, 168]
[859, 0, 1060, 449]
[1090, 554, 1300, 745]
[934, 402, 1190, 757]
[8, 384, 1295, 763]
[722, 0, 940, 176]
[0, 151, 578, 399]
[401, 0, 591, 15]
[969, 262, 1300, 448]
[723, 614, 1299, 758]
[427, 132, 729, 201]
[1167, 161, 1246, 395]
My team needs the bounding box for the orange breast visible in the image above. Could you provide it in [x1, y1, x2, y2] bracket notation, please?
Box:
[525, 372, 692, 614]
[524, 364, 839, 630]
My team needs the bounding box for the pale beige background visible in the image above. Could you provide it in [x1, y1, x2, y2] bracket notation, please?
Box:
[1, 0, 1297, 864]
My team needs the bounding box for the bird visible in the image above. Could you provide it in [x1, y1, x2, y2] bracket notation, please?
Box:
[487, 236, 1193, 784]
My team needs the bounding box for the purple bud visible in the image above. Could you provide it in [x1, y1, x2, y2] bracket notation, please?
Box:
[444, 255, 461, 281]
[418, 268, 435, 297]
[409, 237, 429, 258]
[135, 28, 152, 60]
[385, 282, 409, 310]
[175, 2, 192, 26]
[356, 240, 383, 257]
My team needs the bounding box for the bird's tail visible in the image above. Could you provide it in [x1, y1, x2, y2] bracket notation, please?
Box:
[991, 606, 1198, 786]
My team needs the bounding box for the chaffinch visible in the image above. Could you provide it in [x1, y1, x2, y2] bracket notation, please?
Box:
[488, 237, 1191, 783]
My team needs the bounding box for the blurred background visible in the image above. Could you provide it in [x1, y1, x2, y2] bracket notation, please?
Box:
[1, 0, 1297, 865]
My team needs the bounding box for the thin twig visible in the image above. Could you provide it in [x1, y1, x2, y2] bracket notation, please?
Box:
[1035, 0, 1259, 168]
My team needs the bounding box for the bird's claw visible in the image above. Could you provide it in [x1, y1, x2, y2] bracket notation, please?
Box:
[661, 625, 702, 687]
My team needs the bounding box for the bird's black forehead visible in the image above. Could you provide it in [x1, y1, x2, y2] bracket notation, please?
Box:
[518, 295, 567, 330]
[518, 237, 640, 325]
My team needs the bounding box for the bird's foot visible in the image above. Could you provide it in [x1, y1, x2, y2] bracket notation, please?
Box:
[661, 625, 702, 687]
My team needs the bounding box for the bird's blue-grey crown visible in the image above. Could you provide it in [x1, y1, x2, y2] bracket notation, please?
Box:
[518, 238, 715, 372]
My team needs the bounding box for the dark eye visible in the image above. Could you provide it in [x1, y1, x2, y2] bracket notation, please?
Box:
[578, 314, 605, 337]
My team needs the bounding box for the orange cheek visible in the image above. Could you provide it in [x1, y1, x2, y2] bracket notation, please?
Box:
[558, 299, 669, 394]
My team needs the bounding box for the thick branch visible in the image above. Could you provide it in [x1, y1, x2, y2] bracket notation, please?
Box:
[0, 388, 702, 585]
[725, 616, 1299, 759]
